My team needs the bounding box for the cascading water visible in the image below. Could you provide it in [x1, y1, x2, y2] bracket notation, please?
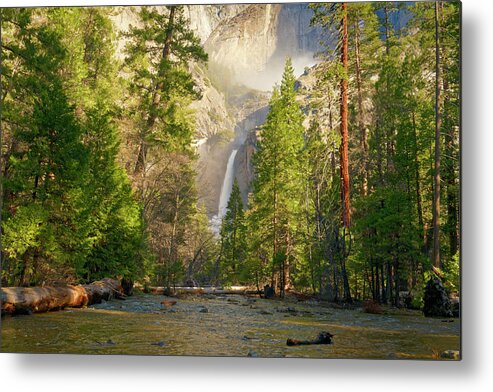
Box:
[210, 148, 238, 234]
[218, 149, 239, 218]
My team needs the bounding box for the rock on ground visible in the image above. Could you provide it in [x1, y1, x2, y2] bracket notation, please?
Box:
[423, 277, 453, 317]
[440, 350, 460, 360]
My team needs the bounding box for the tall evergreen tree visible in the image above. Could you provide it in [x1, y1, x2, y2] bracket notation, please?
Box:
[1, 8, 89, 285]
[339, 2, 353, 303]
[50, 7, 145, 282]
[1, 8, 145, 285]
[249, 58, 306, 298]
[220, 178, 246, 285]
[432, 1, 442, 270]
[123, 6, 208, 287]
[123, 5, 207, 176]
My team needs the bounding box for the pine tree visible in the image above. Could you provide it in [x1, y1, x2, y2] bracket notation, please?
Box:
[1, 8, 145, 285]
[1, 8, 89, 285]
[123, 5, 208, 287]
[440, 2, 460, 259]
[432, 1, 442, 270]
[123, 5, 207, 176]
[220, 179, 246, 285]
[248, 58, 306, 298]
[339, 3, 353, 303]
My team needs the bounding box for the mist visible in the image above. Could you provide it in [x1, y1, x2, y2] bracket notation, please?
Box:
[234, 53, 318, 92]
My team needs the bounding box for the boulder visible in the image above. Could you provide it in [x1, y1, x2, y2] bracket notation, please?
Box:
[399, 291, 413, 309]
[449, 293, 460, 317]
[263, 284, 275, 299]
[423, 277, 453, 317]
[184, 279, 198, 287]
[121, 278, 134, 296]
[440, 350, 460, 360]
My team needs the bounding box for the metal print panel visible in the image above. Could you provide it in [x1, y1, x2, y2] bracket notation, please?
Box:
[0, 1, 461, 360]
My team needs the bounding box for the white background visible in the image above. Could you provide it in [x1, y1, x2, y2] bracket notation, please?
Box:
[0, 0, 491, 391]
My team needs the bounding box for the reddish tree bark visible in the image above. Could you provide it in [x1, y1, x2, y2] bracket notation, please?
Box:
[340, 2, 351, 229]
[339, 3, 352, 304]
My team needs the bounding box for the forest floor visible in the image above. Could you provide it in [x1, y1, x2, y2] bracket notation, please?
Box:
[1, 292, 460, 359]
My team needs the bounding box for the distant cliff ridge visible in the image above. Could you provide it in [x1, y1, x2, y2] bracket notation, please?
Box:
[204, 3, 322, 90]
[185, 4, 251, 44]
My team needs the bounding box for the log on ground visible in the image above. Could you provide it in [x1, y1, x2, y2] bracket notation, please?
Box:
[1, 278, 124, 316]
[149, 286, 262, 296]
[286, 332, 334, 346]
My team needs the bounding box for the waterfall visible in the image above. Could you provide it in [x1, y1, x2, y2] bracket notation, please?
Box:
[218, 149, 238, 218]
[211, 148, 238, 234]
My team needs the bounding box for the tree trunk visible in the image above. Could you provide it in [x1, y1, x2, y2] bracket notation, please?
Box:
[1, 278, 124, 315]
[440, 3, 458, 257]
[375, 118, 384, 186]
[370, 264, 375, 300]
[354, 16, 368, 197]
[340, 2, 351, 229]
[374, 262, 380, 302]
[338, 3, 352, 304]
[383, 5, 395, 174]
[149, 286, 261, 296]
[329, 102, 337, 183]
[394, 255, 400, 307]
[412, 111, 424, 232]
[271, 181, 278, 292]
[385, 260, 392, 304]
[380, 264, 385, 304]
[432, 1, 442, 269]
[340, 245, 352, 303]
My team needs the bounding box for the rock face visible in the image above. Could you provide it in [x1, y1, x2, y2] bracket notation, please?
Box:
[205, 4, 282, 86]
[205, 4, 321, 90]
[232, 92, 270, 204]
[235, 127, 260, 205]
[190, 65, 235, 141]
[277, 4, 322, 54]
[423, 277, 453, 318]
[110, 4, 250, 57]
[194, 85, 270, 215]
[185, 4, 250, 44]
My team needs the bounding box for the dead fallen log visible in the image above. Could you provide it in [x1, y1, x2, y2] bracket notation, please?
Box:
[1, 278, 124, 316]
[286, 332, 334, 346]
[149, 286, 262, 296]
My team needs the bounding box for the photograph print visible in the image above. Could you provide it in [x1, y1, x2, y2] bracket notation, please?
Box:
[0, 1, 461, 360]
